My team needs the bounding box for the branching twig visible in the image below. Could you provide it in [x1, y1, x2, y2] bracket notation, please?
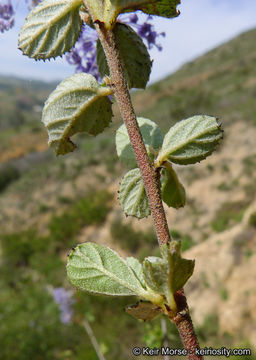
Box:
[94, 22, 203, 360]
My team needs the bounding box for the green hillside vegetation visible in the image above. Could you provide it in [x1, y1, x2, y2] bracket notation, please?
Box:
[0, 76, 56, 147]
[0, 28, 256, 359]
[0, 75, 56, 127]
[134, 28, 256, 130]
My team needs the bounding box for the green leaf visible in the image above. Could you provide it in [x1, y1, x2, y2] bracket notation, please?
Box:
[161, 165, 186, 209]
[67, 242, 147, 296]
[135, 0, 180, 18]
[142, 256, 168, 295]
[18, 0, 83, 60]
[125, 301, 163, 321]
[109, 0, 180, 20]
[155, 115, 223, 167]
[162, 242, 195, 294]
[97, 23, 152, 89]
[142, 243, 194, 310]
[42, 73, 113, 155]
[116, 117, 163, 167]
[119, 168, 150, 219]
[126, 257, 146, 288]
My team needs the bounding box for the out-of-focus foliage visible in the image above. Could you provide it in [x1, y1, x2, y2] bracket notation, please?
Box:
[0, 190, 142, 359]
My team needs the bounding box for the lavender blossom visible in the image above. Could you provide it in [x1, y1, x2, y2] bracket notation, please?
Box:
[53, 287, 75, 324]
[122, 14, 165, 51]
[0, 0, 14, 33]
[0, 0, 41, 33]
[66, 13, 165, 79]
[1, 0, 165, 78]
[66, 24, 100, 80]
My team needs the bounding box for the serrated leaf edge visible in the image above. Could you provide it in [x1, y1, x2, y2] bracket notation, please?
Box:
[67, 243, 149, 297]
[155, 115, 222, 167]
[115, 117, 162, 166]
[19, 0, 83, 59]
[102, 0, 180, 28]
[119, 168, 150, 219]
[42, 75, 113, 151]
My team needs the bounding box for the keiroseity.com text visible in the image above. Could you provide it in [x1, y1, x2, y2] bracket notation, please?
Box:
[132, 346, 252, 357]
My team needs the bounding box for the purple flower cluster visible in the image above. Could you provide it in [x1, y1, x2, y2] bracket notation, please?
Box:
[66, 13, 165, 79]
[53, 287, 75, 324]
[1, 0, 165, 78]
[123, 14, 165, 51]
[0, 0, 14, 33]
[0, 0, 41, 33]
[66, 24, 100, 80]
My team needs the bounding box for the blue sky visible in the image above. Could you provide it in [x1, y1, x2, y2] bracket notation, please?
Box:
[0, 0, 256, 83]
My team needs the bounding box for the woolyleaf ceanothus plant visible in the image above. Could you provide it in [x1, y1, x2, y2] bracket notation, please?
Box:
[18, 0, 223, 358]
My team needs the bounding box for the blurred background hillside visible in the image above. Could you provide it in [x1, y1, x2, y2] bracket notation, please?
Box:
[0, 27, 256, 359]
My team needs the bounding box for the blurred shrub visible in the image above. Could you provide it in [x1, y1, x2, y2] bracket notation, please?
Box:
[217, 182, 232, 191]
[111, 222, 195, 256]
[81, 134, 117, 172]
[49, 212, 81, 248]
[38, 203, 51, 213]
[0, 165, 20, 192]
[49, 190, 112, 248]
[110, 219, 155, 253]
[1, 230, 50, 267]
[0, 229, 65, 287]
[196, 313, 220, 343]
[0, 281, 83, 360]
[196, 314, 255, 359]
[170, 229, 195, 252]
[142, 320, 163, 348]
[211, 201, 248, 232]
[242, 154, 256, 176]
[29, 252, 64, 286]
[220, 287, 229, 301]
[249, 212, 256, 228]
[72, 190, 111, 225]
[1, 190, 112, 271]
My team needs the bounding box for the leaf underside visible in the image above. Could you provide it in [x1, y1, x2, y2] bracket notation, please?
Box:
[42, 73, 112, 155]
[116, 117, 163, 167]
[125, 301, 162, 321]
[113, 0, 180, 18]
[67, 242, 146, 296]
[142, 244, 195, 304]
[142, 256, 168, 295]
[97, 23, 152, 89]
[161, 167, 186, 209]
[161, 242, 195, 294]
[156, 115, 223, 166]
[18, 0, 82, 60]
[126, 256, 146, 288]
[119, 168, 150, 219]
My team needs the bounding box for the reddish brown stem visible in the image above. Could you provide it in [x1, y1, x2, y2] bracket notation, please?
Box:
[94, 21, 203, 360]
[95, 23, 170, 246]
[171, 290, 203, 360]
